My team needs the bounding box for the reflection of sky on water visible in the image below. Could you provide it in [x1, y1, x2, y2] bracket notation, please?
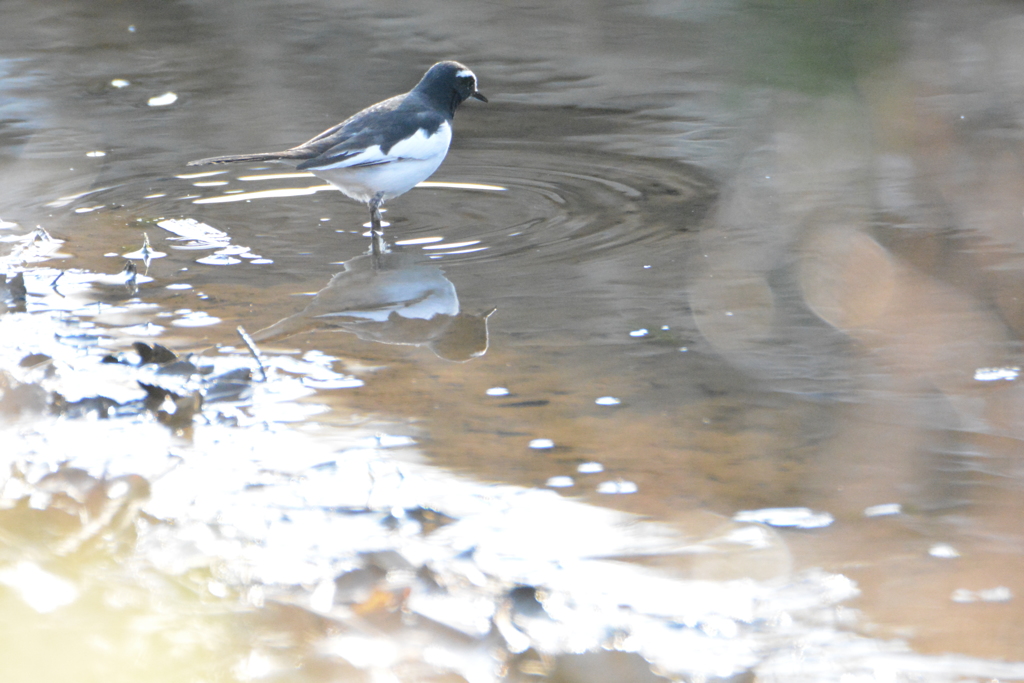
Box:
[188, 173, 506, 206]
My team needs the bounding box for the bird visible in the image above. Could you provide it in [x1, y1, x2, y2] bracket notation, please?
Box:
[187, 61, 487, 253]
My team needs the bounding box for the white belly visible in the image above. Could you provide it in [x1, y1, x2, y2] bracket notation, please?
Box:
[308, 122, 452, 205]
[311, 154, 447, 204]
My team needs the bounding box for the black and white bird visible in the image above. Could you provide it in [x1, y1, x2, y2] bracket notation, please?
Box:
[188, 61, 486, 251]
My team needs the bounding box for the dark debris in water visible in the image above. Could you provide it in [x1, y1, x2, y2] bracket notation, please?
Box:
[498, 400, 551, 408]
[51, 392, 123, 420]
[19, 339, 263, 433]
[0, 464, 150, 560]
[100, 341, 178, 367]
[138, 381, 203, 431]
[51, 341, 217, 430]
[0, 272, 26, 313]
[133, 340, 177, 365]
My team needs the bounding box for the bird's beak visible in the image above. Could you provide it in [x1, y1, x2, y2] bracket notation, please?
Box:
[472, 91, 488, 102]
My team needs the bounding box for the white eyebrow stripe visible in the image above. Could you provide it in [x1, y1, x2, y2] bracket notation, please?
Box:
[455, 69, 475, 79]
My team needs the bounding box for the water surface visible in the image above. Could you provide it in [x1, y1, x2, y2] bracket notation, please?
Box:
[2, 0, 1024, 680]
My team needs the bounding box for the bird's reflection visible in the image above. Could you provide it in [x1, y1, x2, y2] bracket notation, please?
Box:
[252, 247, 494, 361]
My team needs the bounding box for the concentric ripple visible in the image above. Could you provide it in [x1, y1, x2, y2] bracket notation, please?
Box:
[48, 144, 715, 270]
[162, 145, 715, 263]
[394, 146, 716, 263]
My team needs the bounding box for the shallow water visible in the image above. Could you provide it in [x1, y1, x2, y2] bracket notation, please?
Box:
[3, 0, 1024, 680]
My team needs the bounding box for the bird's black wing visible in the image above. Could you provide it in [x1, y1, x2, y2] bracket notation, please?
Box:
[296, 97, 449, 170]
[187, 94, 409, 166]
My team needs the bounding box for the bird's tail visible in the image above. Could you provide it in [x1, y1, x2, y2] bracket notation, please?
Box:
[187, 150, 309, 166]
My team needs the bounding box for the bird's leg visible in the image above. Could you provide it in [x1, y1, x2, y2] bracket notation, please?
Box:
[370, 228, 383, 269]
[369, 195, 383, 235]
[368, 193, 385, 260]
[370, 213, 382, 260]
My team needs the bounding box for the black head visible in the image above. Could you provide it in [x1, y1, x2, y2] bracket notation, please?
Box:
[413, 61, 487, 118]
